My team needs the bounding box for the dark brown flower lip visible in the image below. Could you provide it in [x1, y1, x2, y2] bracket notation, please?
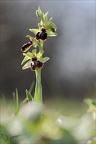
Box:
[30, 59, 44, 71]
[36, 30, 47, 41]
[37, 61, 44, 68]
[40, 32, 47, 41]
[21, 41, 32, 52]
[36, 32, 42, 40]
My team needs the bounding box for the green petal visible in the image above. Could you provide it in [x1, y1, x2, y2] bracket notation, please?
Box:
[36, 51, 43, 58]
[26, 35, 33, 41]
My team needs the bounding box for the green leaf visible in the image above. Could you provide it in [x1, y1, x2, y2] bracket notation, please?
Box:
[20, 98, 28, 107]
[39, 57, 49, 63]
[14, 88, 19, 115]
[26, 89, 33, 101]
[29, 81, 35, 93]
[22, 59, 32, 70]
[0, 133, 11, 144]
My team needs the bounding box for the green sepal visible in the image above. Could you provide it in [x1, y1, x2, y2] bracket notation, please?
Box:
[47, 30, 57, 36]
[26, 89, 33, 101]
[29, 28, 39, 35]
[23, 52, 33, 58]
[22, 59, 32, 70]
[47, 22, 57, 36]
[21, 56, 30, 65]
[39, 57, 49, 63]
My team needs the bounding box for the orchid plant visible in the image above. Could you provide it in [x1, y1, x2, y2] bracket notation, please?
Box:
[21, 7, 57, 103]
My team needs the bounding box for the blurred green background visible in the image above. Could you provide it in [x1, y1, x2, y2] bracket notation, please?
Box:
[0, 1, 95, 102]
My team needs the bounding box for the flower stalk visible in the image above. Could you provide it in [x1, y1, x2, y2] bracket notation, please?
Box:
[34, 68, 42, 103]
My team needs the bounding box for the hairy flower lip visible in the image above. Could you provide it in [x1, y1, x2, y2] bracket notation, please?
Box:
[36, 30, 47, 41]
[36, 32, 42, 40]
[21, 41, 33, 52]
[37, 61, 44, 68]
[30, 58, 44, 71]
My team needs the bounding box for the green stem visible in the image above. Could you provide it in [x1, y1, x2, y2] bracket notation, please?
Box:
[34, 68, 42, 103]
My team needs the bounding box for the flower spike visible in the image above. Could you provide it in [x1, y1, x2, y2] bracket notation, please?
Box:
[21, 7, 57, 103]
